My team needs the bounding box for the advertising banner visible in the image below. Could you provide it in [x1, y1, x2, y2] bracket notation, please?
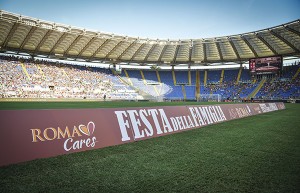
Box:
[0, 103, 285, 166]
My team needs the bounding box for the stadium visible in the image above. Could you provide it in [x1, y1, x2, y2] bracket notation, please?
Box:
[0, 1, 300, 192]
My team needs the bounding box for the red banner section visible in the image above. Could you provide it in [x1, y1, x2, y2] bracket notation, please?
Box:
[0, 103, 285, 166]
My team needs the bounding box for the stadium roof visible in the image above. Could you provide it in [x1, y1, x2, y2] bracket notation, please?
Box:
[0, 10, 300, 66]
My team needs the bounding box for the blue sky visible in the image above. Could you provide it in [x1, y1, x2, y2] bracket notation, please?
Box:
[0, 0, 299, 39]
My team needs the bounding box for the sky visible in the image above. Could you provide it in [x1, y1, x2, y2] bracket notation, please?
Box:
[0, 0, 299, 40]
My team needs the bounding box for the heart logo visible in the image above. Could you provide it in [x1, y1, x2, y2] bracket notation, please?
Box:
[87, 121, 95, 136]
[79, 121, 95, 136]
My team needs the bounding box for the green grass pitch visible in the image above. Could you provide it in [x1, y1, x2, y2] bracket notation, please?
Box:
[0, 101, 299, 192]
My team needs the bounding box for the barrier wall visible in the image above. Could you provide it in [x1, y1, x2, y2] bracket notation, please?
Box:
[0, 103, 285, 166]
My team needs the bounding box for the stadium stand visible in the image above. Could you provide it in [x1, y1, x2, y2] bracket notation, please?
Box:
[0, 11, 299, 102]
[0, 56, 142, 100]
[1, 55, 299, 101]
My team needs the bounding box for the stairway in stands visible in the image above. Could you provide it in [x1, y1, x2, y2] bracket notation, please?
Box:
[219, 69, 224, 84]
[123, 69, 133, 86]
[292, 67, 300, 80]
[20, 63, 31, 80]
[181, 85, 186, 100]
[140, 70, 147, 85]
[247, 77, 267, 99]
[172, 68, 177, 86]
[236, 67, 242, 84]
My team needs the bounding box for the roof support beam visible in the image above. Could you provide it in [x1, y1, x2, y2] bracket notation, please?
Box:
[203, 43, 207, 63]
[63, 35, 82, 56]
[270, 30, 300, 53]
[228, 38, 241, 61]
[285, 26, 300, 36]
[105, 40, 124, 59]
[76, 37, 97, 58]
[130, 43, 145, 61]
[2, 22, 20, 48]
[91, 39, 110, 59]
[215, 42, 223, 61]
[34, 30, 53, 55]
[173, 45, 180, 63]
[18, 26, 37, 52]
[241, 36, 258, 58]
[117, 40, 137, 60]
[188, 45, 193, 63]
[256, 34, 278, 55]
[144, 44, 156, 62]
[49, 32, 68, 56]
[158, 45, 168, 62]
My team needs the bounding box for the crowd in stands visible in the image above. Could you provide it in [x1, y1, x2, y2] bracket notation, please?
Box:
[254, 63, 300, 100]
[0, 55, 299, 101]
[0, 55, 141, 100]
[203, 81, 258, 100]
[202, 63, 300, 100]
[257, 78, 300, 99]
